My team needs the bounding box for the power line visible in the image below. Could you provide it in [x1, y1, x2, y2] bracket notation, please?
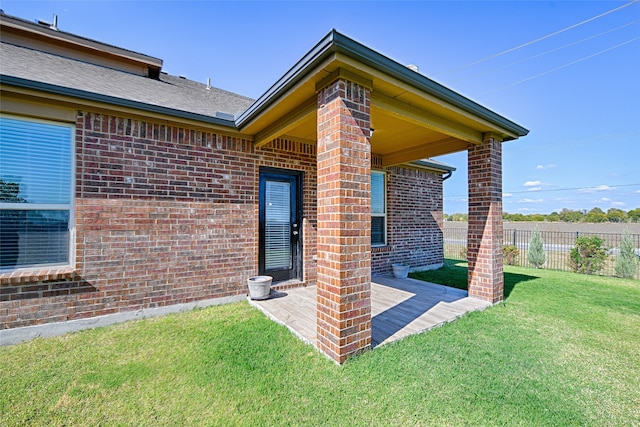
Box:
[448, 20, 639, 85]
[506, 183, 640, 195]
[434, 0, 639, 77]
[504, 20, 639, 67]
[444, 183, 640, 199]
[482, 35, 640, 95]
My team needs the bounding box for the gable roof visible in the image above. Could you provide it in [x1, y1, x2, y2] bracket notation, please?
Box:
[238, 29, 528, 142]
[0, 42, 254, 125]
[232, 29, 528, 166]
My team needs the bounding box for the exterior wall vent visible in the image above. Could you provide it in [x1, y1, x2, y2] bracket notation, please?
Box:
[215, 112, 235, 121]
[36, 14, 58, 30]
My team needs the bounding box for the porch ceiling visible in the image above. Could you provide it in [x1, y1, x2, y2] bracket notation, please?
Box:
[238, 30, 528, 166]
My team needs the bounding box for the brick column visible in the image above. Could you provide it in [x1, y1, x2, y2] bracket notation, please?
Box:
[316, 77, 372, 363]
[467, 134, 504, 303]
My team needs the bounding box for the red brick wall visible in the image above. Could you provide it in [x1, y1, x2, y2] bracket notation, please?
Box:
[467, 135, 504, 303]
[0, 112, 317, 329]
[371, 166, 444, 273]
[316, 78, 372, 363]
[1, 108, 446, 331]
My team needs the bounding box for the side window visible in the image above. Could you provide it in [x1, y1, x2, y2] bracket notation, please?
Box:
[0, 116, 74, 270]
[371, 171, 386, 246]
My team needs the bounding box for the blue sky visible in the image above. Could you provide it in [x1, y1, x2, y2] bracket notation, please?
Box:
[3, 0, 639, 214]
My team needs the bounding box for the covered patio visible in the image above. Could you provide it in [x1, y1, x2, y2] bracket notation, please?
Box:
[250, 275, 491, 349]
[238, 30, 528, 363]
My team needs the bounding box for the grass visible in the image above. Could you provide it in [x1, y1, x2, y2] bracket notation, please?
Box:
[2, 261, 639, 426]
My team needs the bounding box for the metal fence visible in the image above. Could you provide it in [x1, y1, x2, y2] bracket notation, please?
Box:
[444, 227, 640, 280]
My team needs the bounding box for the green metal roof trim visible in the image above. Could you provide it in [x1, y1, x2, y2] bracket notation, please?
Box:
[0, 75, 236, 127]
[237, 30, 529, 139]
[412, 159, 456, 173]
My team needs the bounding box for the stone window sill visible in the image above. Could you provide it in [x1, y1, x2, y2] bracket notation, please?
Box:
[0, 267, 77, 286]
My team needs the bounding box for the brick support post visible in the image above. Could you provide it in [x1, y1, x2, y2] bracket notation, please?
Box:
[467, 134, 504, 303]
[316, 77, 372, 363]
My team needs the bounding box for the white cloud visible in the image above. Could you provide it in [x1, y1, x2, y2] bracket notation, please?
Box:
[592, 198, 625, 207]
[579, 185, 612, 193]
[518, 207, 537, 212]
[523, 180, 542, 187]
[595, 185, 612, 191]
[636, 189, 640, 193]
[518, 198, 544, 203]
[527, 187, 542, 192]
[503, 193, 513, 197]
[535, 164, 556, 170]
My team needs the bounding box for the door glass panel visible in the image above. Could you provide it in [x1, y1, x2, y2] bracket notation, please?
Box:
[265, 181, 291, 270]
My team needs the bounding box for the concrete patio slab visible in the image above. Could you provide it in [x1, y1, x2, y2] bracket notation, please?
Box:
[249, 275, 491, 349]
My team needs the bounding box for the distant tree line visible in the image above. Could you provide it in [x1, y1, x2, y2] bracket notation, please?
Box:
[445, 207, 640, 223]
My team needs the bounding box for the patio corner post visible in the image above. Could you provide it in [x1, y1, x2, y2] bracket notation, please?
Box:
[467, 133, 504, 303]
[316, 74, 372, 364]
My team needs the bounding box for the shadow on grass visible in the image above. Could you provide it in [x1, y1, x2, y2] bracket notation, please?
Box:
[410, 259, 540, 300]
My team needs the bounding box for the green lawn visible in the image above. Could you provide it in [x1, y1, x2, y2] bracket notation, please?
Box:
[2, 261, 639, 426]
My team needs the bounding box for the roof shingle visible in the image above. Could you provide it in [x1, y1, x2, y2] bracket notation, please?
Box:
[0, 42, 255, 119]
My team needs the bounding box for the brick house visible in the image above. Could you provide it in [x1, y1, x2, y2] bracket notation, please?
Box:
[0, 14, 527, 362]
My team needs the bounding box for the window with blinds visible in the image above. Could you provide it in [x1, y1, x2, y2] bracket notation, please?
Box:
[0, 116, 74, 270]
[265, 180, 292, 270]
[371, 171, 386, 246]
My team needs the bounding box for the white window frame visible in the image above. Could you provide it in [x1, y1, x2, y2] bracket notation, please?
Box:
[371, 170, 387, 247]
[0, 114, 76, 272]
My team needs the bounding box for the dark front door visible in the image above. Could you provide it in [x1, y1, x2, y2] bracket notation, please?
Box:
[259, 168, 302, 282]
